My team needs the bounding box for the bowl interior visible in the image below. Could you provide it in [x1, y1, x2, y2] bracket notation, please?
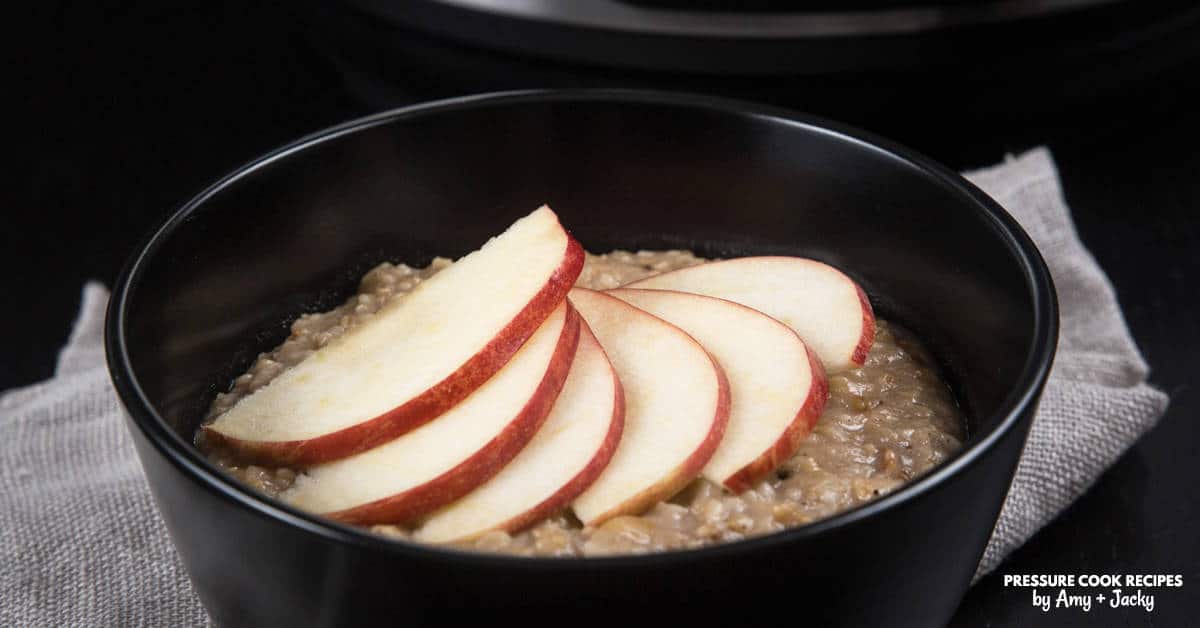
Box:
[119, 93, 1039, 479]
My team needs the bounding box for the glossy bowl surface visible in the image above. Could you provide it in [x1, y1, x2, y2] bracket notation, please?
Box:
[106, 90, 1057, 627]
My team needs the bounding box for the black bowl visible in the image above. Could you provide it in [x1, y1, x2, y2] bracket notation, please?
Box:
[106, 90, 1057, 627]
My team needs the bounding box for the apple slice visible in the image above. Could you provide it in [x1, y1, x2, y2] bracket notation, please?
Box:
[608, 288, 828, 493]
[280, 303, 580, 525]
[204, 206, 584, 466]
[414, 323, 625, 543]
[568, 288, 729, 526]
[625, 256, 874, 373]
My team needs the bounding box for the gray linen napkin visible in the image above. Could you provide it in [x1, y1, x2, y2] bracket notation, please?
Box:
[0, 148, 1169, 624]
[963, 149, 1170, 577]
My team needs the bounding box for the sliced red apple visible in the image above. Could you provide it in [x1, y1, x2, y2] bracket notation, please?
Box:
[414, 323, 625, 543]
[625, 256, 874, 373]
[279, 303, 580, 525]
[204, 206, 584, 466]
[568, 288, 729, 527]
[608, 288, 828, 493]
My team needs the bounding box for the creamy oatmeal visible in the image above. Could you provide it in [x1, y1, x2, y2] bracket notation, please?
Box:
[198, 250, 964, 556]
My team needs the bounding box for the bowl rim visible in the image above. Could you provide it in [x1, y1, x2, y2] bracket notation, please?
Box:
[105, 88, 1058, 569]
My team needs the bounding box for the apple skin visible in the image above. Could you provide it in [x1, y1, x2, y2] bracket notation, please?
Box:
[203, 234, 584, 467]
[851, 282, 875, 367]
[486, 337, 626, 536]
[321, 305, 582, 526]
[721, 345, 828, 493]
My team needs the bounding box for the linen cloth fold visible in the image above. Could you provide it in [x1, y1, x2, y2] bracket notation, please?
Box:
[0, 148, 1169, 624]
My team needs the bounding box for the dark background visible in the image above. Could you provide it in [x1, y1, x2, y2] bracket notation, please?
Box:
[10, 2, 1198, 625]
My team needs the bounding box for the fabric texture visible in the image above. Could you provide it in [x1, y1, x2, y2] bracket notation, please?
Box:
[1, 283, 211, 627]
[963, 149, 1169, 577]
[0, 147, 1168, 624]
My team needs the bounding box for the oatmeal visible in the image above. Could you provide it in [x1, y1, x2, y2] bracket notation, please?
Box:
[198, 250, 964, 556]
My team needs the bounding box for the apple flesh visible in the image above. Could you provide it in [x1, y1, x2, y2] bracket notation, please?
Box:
[279, 303, 580, 525]
[625, 256, 874, 373]
[204, 206, 584, 466]
[608, 288, 828, 493]
[415, 323, 624, 543]
[568, 288, 730, 527]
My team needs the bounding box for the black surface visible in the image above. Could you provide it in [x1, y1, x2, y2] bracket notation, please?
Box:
[346, 0, 1197, 74]
[306, 0, 1200, 167]
[12, 2, 1199, 626]
[107, 91, 1054, 628]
